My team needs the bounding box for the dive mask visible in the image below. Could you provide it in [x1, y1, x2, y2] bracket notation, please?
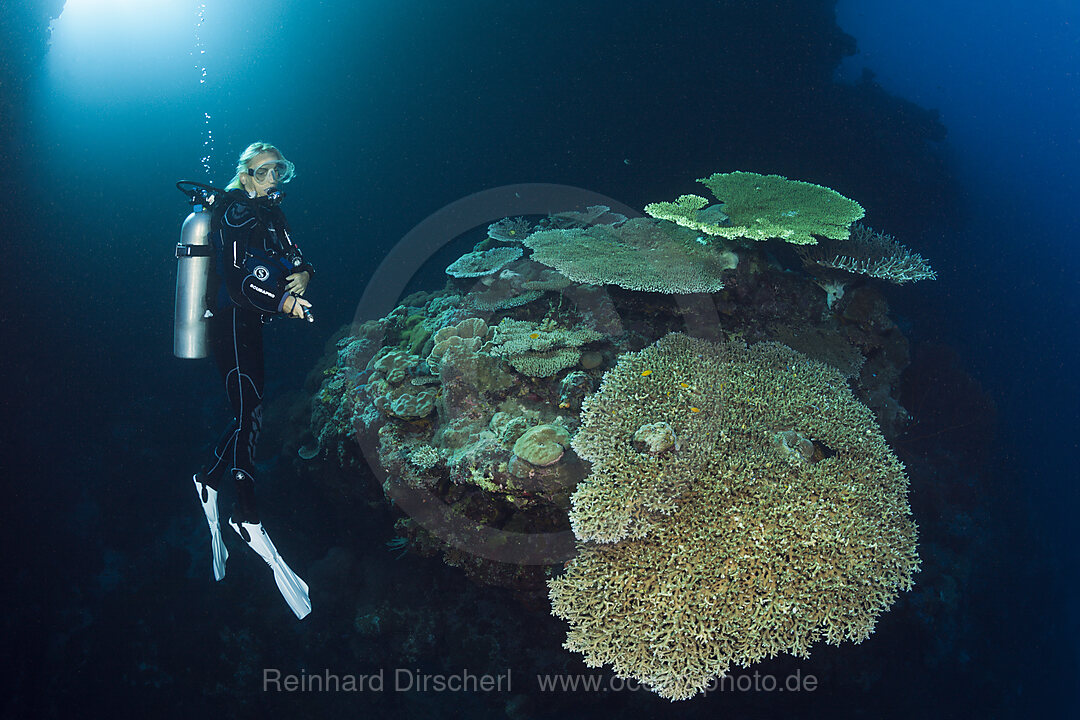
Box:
[248, 158, 295, 184]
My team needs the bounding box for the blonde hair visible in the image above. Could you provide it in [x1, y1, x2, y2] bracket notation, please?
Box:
[224, 141, 296, 190]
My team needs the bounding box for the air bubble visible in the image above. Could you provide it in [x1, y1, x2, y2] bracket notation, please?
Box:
[194, 4, 214, 179]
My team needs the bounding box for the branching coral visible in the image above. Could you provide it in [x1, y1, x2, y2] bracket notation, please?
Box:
[550, 333, 919, 700]
[798, 223, 937, 284]
[485, 318, 602, 357]
[487, 216, 534, 243]
[645, 171, 865, 245]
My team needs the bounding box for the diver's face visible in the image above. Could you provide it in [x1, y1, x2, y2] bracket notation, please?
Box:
[241, 151, 284, 197]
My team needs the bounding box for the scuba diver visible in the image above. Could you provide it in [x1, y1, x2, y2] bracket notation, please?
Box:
[189, 141, 314, 619]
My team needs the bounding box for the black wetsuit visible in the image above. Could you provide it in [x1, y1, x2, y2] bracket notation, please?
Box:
[200, 189, 313, 522]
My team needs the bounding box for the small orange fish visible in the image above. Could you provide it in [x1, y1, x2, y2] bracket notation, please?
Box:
[641, 370, 652, 376]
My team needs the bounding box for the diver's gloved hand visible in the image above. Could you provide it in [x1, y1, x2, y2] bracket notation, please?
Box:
[282, 294, 312, 320]
[285, 270, 310, 295]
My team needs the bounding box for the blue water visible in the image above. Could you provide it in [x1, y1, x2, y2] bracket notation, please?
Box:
[2, 1, 1076, 717]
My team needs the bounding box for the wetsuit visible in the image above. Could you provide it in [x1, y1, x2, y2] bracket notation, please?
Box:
[199, 189, 313, 523]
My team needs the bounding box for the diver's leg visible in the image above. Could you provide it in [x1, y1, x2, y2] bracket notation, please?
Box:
[222, 309, 311, 619]
[192, 311, 243, 581]
[205, 417, 239, 483]
[223, 307, 264, 522]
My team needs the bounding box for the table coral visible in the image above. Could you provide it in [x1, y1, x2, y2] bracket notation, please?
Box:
[446, 246, 523, 278]
[645, 171, 864, 245]
[523, 218, 737, 293]
[483, 318, 603, 378]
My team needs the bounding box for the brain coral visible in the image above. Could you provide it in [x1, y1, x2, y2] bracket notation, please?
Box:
[644, 171, 864, 245]
[550, 333, 919, 700]
[522, 218, 737, 293]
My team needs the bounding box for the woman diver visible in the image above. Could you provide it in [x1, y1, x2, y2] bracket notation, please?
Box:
[192, 141, 314, 619]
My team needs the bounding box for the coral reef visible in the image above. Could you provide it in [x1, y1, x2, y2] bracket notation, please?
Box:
[302, 183, 933, 701]
[308, 213, 921, 578]
[645, 171, 865, 245]
[549, 333, 919, 700]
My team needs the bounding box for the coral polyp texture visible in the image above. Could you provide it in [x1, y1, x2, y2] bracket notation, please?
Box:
[645, 171, 865, 245]
[549, 333, 919, 701]
[522, 217, 738, 293]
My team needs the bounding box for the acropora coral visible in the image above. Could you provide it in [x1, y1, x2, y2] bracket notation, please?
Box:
[445, 246, 524, 278]
[523, 217, 738, 293]
[798, 223, 937, 284]
[550, 333, 919, 700]
[645, 171, 865, 245]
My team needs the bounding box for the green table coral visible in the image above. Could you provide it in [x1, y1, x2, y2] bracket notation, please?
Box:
[522, 218, 737, 293]
[645, 171, 864, 245]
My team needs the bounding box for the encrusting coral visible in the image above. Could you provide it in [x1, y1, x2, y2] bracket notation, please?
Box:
[645, 171, 865, 245]
[427, 317, 491, 370]
[550, 333, 919, 700]
[512, 424, 572, 467]
[365, 348, 438, 420]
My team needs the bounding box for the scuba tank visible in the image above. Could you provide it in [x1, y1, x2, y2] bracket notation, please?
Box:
[174, 181, 223, 359]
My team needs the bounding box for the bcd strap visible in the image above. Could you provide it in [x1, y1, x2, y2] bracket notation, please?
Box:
[176, 243, 214, 258]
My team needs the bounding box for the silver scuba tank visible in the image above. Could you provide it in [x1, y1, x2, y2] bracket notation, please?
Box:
[174, 203, 213, 358]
